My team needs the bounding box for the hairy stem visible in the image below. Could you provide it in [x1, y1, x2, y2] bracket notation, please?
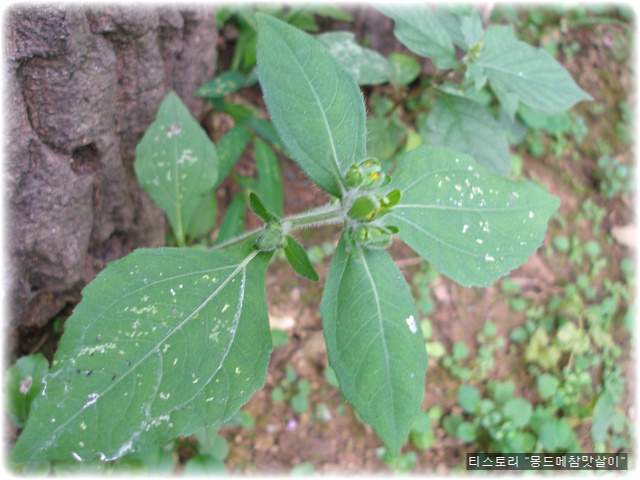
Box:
[210, 202, 346, 250]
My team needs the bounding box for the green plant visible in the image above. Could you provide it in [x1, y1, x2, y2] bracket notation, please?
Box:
[446, 382, 580, 453]
[11, 7, 592, 466]
[270, 365, 312, 414]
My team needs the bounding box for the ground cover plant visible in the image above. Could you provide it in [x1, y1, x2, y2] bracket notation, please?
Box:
[6, 4, 633, 474]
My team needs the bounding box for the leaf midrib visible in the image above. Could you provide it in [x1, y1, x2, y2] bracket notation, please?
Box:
[277, 29, 346, 193]
[39, 250, 258, 452]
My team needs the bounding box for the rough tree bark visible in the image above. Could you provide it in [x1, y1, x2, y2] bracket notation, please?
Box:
[4, 5, 218, 350]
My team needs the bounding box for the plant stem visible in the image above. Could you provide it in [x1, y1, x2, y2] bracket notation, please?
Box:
[210, 202, 345, 250]
[286, 203, 346, 231]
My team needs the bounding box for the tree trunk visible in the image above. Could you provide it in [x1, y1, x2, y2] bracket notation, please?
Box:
[4, 4, 218, 349]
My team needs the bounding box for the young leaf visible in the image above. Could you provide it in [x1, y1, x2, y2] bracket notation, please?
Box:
[385, 145, 560, 287]
[11, 242, 273, 463]
[423, 94, 511, 176]
[256, 13, 367, 198]
[195, 70, 248, 99]
[387, 53, 421, 87]
[135, 91, 218, 246]
[248, 192, 277, 224]
[316, 31, 391, 85]
[284, 236, 319, 281]
[377, 4, 457, 70]
[254, 139, 284, 218]
[320, 234, 428, 456]
[470, 25, 592, 117]
[5, 354, 50, 428]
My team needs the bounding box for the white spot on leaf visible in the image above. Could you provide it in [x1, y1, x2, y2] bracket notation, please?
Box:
[405, 315, 418, 334]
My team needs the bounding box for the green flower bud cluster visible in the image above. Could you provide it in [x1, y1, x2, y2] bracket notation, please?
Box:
[347, 189, 401, 222]
[254, 220, 287, 251]
[344, 159, 401, 250]
[345, 158, 391, 190]
[352, 224, 399, 249]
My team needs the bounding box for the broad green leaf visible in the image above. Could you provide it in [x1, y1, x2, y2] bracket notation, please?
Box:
[256, 13, 367, 198]
[284, 236, 319, 281]
[11, 242, 273, 463]
[377, 4, 457, 70]
[214, 194, 247, 246]
[320, 234, 427, 455]
[135, 91, 218, 247]
[386, 145, 560, 287]
[215, 125, 250, 185]
[471, 25, 592, 116]
[423, 93, 511, 176]
[254, 139, 284, 217]
[5, 354, 49, 428]
[317, 31, 391, 85]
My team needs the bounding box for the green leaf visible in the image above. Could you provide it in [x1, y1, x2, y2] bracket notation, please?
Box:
[186, 193, 218, 241]
[536, 373, 559, 400]
[183, 454, 226, 475]
[423, 94, 511, 176]
[5, 354, 49, 428]
[347, 195, 381, 220]
[456, 421, 477, 442]
[377, 4, 457, 70]
[457, 385, 481, 414]
[387, 53, 421, 87]
[317, 31, 391, 85]
[249, 192, 277, 223]
[386, 145, 560, 287]
[214, 194, 247, 246]
[241, 117, 284, 150]
[254, 139, 284, 218]
[284, 236, 319, 281]
[215, 125, 250, 185]
[502, 397, 532, 427]
[135, 91, 218, 247]
[591, 390, 616, 444]
[256, 13, 367, 198]
[471, 25, 592, 116]
[460, 15, 484, 50]
[195, 70, 248, 99]
[320, 234, 428, 456]
[11, 242, 273, 463]
[291, 392, 309, 414]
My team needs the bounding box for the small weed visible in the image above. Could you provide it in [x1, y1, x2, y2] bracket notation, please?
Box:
[271, 365, 312, 414]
